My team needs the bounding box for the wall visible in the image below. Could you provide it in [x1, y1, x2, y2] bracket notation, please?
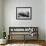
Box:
[45, 0, 46, 40]
[32, 0, 45, 40]
[3, 0, 45, 40]
[0, 0, 3, 38]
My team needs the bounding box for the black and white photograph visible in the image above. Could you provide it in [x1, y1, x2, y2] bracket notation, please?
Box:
[16, 7, 32, 20]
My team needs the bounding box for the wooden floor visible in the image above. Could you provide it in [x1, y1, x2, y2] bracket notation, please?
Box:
[0, 40, 46, 46]
[8, 40, 46, 46]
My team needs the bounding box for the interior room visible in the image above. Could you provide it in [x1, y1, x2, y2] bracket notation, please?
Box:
[0, 0, 46, 46]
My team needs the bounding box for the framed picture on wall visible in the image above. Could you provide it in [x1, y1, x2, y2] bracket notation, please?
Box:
[16, 7, 32, 20]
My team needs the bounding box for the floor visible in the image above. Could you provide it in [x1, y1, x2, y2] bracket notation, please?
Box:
[0, 44, 42, 46]
[0, 40, 46, 46]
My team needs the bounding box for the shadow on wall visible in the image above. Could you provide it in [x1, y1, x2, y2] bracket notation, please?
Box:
[0, 31, 3, 39]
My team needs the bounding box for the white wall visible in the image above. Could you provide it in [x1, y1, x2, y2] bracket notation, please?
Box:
[32, 0, 45, 40]
[45, 0, 46, 40]
[3, 0, 45, 40]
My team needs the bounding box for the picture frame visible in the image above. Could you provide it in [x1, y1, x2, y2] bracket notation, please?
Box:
[16, 7, 32, 20]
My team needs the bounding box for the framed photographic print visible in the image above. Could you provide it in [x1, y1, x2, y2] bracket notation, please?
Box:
[16, 7, 32, 20]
